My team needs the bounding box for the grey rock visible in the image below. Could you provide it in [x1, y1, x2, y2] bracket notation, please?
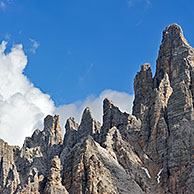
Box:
[133, 24, 194, 193]
[1, 23, 194, 194]
[0, 138, 20, 194]
[62, 136, 150, 194]
[133, 63, 153, 120]
[44, 156, 68, 194]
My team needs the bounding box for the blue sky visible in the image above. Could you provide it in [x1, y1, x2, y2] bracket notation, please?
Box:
[0, 0, 193, 105]
[0, 0, 194, 145]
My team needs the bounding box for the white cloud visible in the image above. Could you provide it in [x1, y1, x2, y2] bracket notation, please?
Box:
[0, 41, 54, 146]
[0, 0, 13, 9]
[29, 39, 40, 54]
[55, 90, 134, 132]
[0, 0, 14, 9]
[0, 1, 5, 8]
[0, 41, 134, 147]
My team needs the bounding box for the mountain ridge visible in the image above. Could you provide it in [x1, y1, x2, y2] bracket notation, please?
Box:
[0, 23, 194, 194]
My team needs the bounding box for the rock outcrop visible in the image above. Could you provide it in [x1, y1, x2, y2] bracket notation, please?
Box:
[0, 24, 194, 194]
[134, 24, 194, 194]
[133, 63, 153, 120]
[44, 156, 68, 194]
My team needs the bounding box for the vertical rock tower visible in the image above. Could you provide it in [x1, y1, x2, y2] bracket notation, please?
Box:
[133, 24, 194, 193]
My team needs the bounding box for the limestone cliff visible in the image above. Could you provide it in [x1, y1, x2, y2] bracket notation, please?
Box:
[0, 24, 194, 194]
[133, 24, 194, 194]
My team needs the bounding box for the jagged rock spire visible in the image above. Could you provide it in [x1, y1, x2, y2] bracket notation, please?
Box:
[1, 24, 194, 194]
[154, 23, 194, 88]
[44, 115, 61, 133]
[133, 63, 153, 120]
[154, 23, 194, 123]
[78, 107, 101, 137]
[65, 117, 78, 132]
[63, 117, 78, 148]
[103, 98, 129, 129]
[43, 115, 63, 145]
[63, 107, 101, 152]
[133, 23, 194, 193]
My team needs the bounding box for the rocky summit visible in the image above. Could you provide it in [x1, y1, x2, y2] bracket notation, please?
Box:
[0, 24, 194, 194]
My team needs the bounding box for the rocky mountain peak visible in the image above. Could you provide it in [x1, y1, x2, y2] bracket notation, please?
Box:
[103, 97, 116, 110]
[1, 24, 194, 194]
[65, 117, 78, 132]
[140, 63, 151, 71]
[44, 115, 61, 132]
[154, 23, 194, 88]
[133, 63, 153, 120]
[134, 24, 194, 193]
[80, 107, 93, 125]
[42, 115, 63, 146]
[78, 107, 101, 138]
[102, 97, 127, 129]
[162, 24, 189, 47]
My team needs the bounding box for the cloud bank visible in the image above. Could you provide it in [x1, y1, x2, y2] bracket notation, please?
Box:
[0, 41, 54, 146]
[0, 41, 134, 146]
[0, 1, 5, 8]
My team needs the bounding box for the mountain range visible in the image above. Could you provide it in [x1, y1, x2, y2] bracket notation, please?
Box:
[0, 24, 194, 194]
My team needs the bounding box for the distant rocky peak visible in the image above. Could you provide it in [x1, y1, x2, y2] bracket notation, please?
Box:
[78, 107, 101, 136]
[154, 23, 194, 88]
[63, 117, 78, 148]
[132, 24, 194, 124]
[80, 107, 93, 124]
[65, 117, 78, 132]
[103, 98, 123, 123]
[140, 63, 151, 72]
[103, 98, 121, 123]
[102, 98, 139, 133]
[162, 24, 190, 48]
[103, 97, 116, 110]
[1, 24, 194, 194]
[44, 115, 61, 132]
[42, 115, 63, 146]
[133, 63, 153, 120]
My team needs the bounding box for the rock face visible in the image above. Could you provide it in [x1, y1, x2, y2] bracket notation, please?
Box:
[133, 24, 194, 194]
[0, 24, 194, 194]
[44, 156, 68, 194]
[133, 63, 153, 120]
